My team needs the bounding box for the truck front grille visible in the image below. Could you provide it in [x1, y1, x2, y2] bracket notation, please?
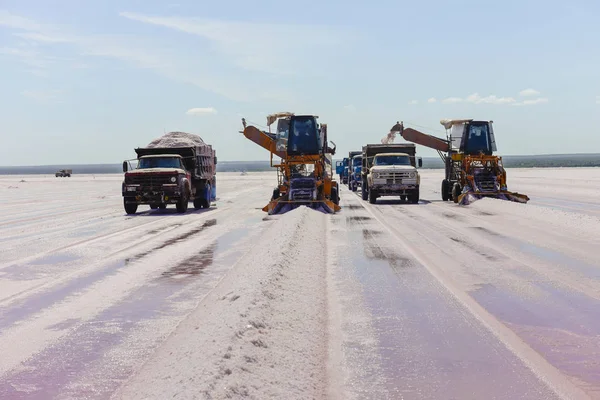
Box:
[378, 171, 411, 179]
[127, 175, 174, 186]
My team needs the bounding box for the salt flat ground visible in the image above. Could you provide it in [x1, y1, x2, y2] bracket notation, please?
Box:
[0, 168, 599, 400]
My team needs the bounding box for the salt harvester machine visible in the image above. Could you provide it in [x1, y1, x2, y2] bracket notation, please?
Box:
[241, 112, 341, 215]
[388, 120, 529, 205]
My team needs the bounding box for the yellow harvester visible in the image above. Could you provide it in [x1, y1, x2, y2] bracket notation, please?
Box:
[241, 112, 341, 214]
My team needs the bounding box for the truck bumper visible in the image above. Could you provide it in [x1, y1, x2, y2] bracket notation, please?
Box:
[122, 185, 181, 204]
[370, 184, 417, 195]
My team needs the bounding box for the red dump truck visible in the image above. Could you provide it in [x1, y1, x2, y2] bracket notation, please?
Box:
[121, 132, 217, 214]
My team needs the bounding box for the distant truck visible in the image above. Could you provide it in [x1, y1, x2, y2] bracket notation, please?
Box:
[335, 158, 349, 184]
[121, 132, 217, 214]
[349, 154, 362, 192]
[361, 144, 422, 204]
[55, 169, 72, 177]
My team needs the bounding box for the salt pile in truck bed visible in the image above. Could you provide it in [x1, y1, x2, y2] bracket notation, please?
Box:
[145, 131, 207, 148]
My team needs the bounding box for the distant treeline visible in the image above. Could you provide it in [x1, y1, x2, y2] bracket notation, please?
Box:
[1, 154, 599, 175]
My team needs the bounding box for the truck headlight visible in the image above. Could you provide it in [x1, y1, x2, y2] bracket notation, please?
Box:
[170, 176, 176, 183]
[409, 172, 416, 178]
[373, 172, 379, 179]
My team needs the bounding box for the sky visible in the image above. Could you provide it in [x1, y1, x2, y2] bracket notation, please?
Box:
[1, 0, 599, 165]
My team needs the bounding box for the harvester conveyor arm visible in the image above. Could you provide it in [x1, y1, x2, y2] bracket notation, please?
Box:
[401, 127, 451, 153]
[241, 125, 287, 159]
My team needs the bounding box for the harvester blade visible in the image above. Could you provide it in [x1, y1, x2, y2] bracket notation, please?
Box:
[264, 199, 340, 215]
[457, 190, 530, 206]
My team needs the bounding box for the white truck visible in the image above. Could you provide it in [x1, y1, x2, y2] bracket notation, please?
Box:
[361, 144, 422, 204]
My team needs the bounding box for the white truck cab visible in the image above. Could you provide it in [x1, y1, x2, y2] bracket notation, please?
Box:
[366, 152, 420, 204]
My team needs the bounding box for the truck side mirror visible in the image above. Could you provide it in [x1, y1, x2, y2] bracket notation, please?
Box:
[214, 156, 217, 165]
[122, 161, 128, 172]
[418, 158, 423, 168]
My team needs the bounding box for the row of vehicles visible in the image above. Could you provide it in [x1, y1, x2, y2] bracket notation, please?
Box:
[336, 144, 423, 204]
[119, 115, 528, 215]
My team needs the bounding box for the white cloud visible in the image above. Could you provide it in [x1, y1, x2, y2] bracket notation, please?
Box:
[22, 89, 62, 103]
[2, 11, 343, 103]
[522, 97, 548, 105]
[118, 12, 347, 76]
[186, 107, 217, 115]
[343, 104, 356, 111]
[0, 10, 41, 31]
[466, 93, 516, 104]
[408, 100, 418, 105]
[427, 97, 437, 103]
[442, 97, 463, 104]
[519, 88, 540, 97]
[13, 32, 70, 43]
[596, 96, 600, 104]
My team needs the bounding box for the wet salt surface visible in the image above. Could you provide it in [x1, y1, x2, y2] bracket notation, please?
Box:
[471, 276, 600, 392]
[0, 214, 259, 399]
[339, 211, 559, 399]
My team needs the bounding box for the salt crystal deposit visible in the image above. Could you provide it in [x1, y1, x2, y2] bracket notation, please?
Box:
[145, 131, 206, 148]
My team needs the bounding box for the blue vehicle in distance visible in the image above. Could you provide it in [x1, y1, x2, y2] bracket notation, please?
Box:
[335, 158, 349, 184]
[349, 154, 362, 192]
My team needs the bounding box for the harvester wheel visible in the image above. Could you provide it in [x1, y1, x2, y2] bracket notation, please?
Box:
[441, 180, 450, 201]
[452, 183, 461, 204]
[331, 186, 339, 205]
[369, 189, 377, 204]
[272, 188, 280, 200]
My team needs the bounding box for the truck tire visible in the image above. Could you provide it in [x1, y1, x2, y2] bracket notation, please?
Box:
[351, 182, 357, 192]
[124, 200, 138, 214]
[202, 184, 211, 208]
[410, 187, 420, 204]
[176, 192, 189, 213]
[150, 204, 158, 210]
[368, 188, 377, 204]
[362, 179, 368, 201]
[441, 179, 450, 201]
[159, 204, 166, 209]
[452, 183, 461, 203]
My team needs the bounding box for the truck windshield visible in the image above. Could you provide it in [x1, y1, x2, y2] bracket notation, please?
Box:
[138, 157, 182, 169]
[373, 155, 411, 166]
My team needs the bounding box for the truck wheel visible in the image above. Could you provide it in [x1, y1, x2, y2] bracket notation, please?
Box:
[159, 204, 166, 209]
[193, 198, 203, 209]
[362, 179, 368, 200]
[176, 193, 189, 213]
[441, 179, 450, 201]
[202, 184, 211, 208]
[452, 183, 461, 203]
[401, 195, 407, 202]
[150, 204, 158, 210]
[124, 200, 138, 215]
[368, 189, 377, 204]
[410, 187, 420, 204]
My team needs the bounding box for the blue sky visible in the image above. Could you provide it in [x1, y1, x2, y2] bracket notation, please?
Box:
[1, 0, 599, 165]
